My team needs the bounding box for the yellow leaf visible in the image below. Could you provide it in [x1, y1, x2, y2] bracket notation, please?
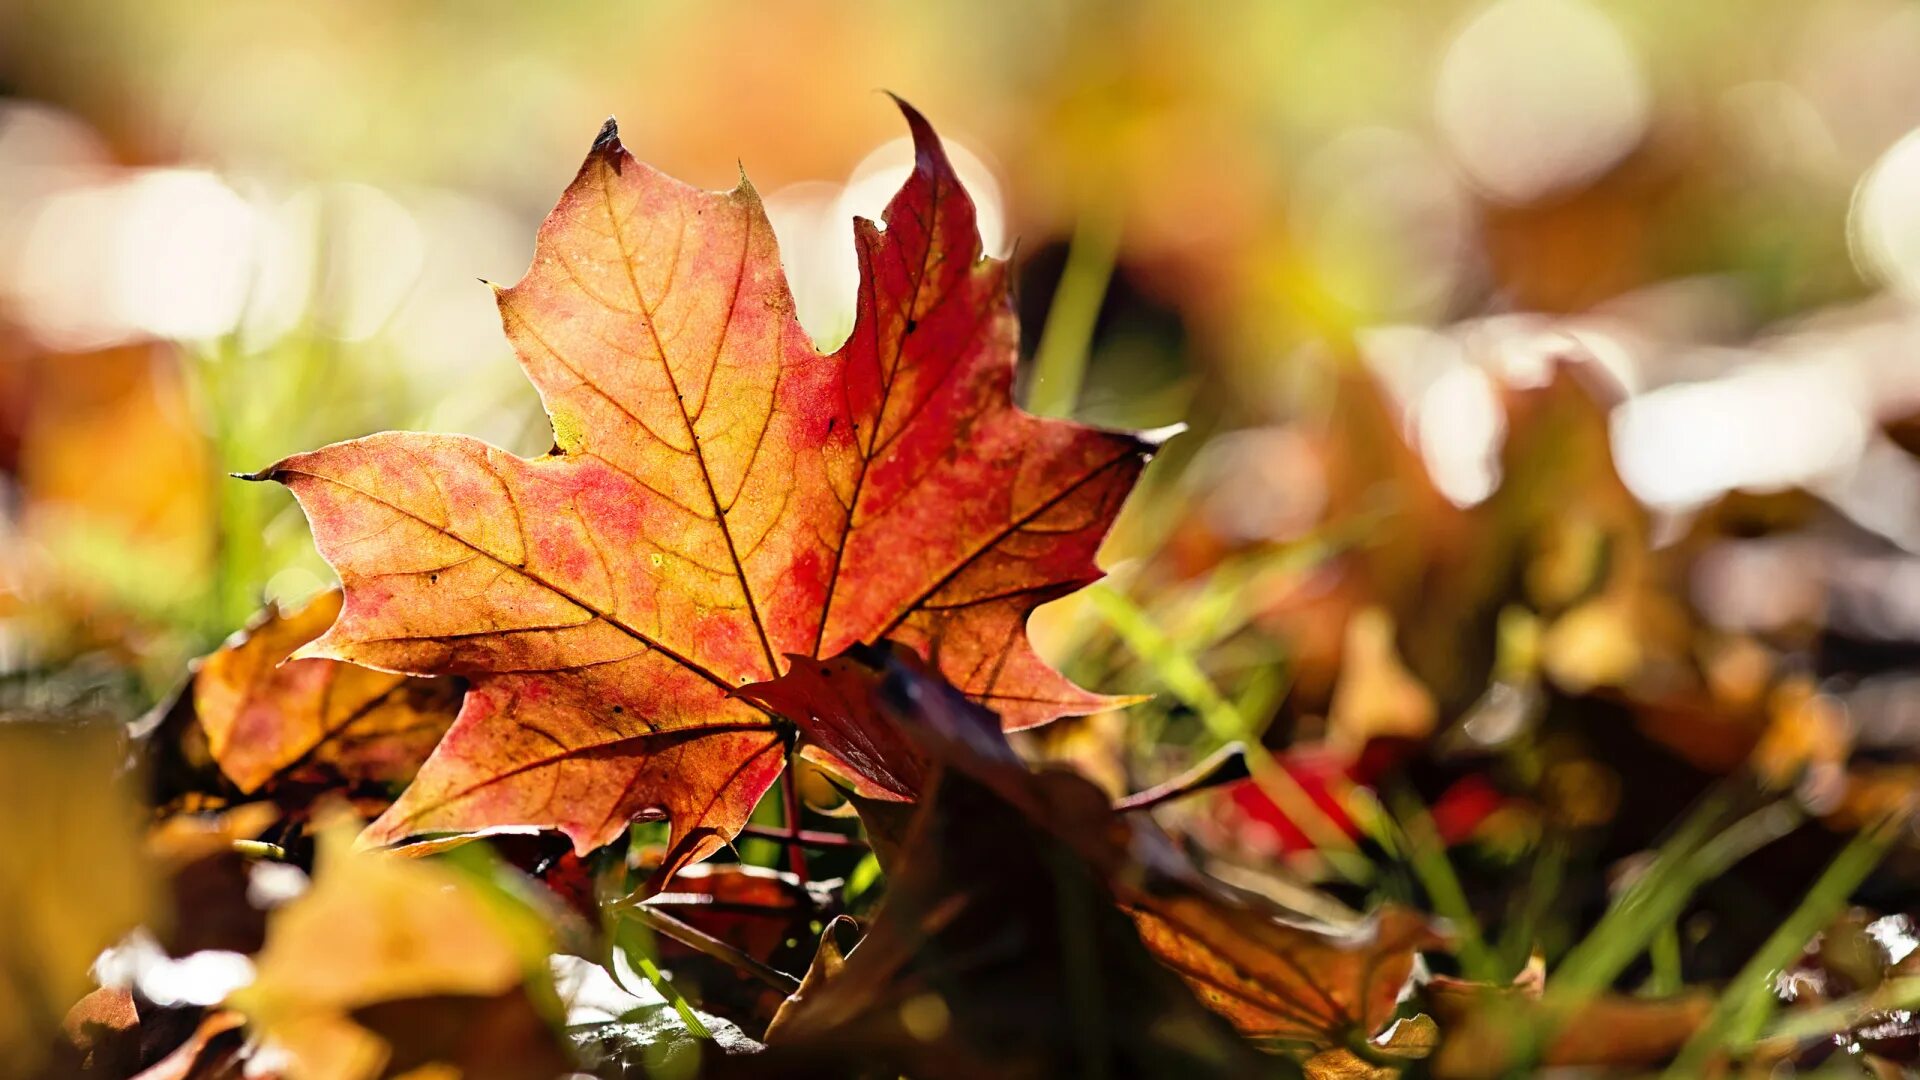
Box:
[0, 718, 155, 1074]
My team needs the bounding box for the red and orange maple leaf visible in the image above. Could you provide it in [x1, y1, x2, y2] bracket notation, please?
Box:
[246, 101, 1148, 879]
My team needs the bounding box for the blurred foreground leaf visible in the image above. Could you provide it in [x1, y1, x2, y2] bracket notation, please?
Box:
[0, 717, 155, 1074]
[228, 819, 569, 1080]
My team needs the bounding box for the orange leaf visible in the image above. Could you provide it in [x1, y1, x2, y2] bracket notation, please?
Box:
[194, 589, 460, 795]
[247, 101, 1147, 878]
[1129, 900, 1440, 1043]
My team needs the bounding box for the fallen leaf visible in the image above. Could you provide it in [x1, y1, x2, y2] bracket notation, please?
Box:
[1425, 971, 1712, 1077]
[1224, 751, 1364, 856]
[193, 590, 462, 796]
[1301, 1014, 1438, 1080]
[747, 644, 1442, 1064]
[1752, 674, 1850, 808]
[346, 990, 575, 1080]
[249, 101, 1146, 878]
[228, 820, 567, 1080]
[756, 747, 1272, 1078]
[761, 915, 855, 1046]
[128, 1010, 250, 1080]
[1325, 606, 1437, 761]
[1113, 741, 1252, 812]
[138, 803, 290, 962]
[54, 986, 141, 1075]
[0, 717, 156, 1076]
[1128, 900, 1439, 1046]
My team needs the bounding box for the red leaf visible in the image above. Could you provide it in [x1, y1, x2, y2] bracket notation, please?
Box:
[248, 101, 1146, 880]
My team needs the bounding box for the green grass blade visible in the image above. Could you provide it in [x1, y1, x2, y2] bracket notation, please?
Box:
[1664, 816, 1902, 1076]
[1388, 785, 1498, 983]
[1086, 584, 1369, 883]
[1027, 205, 1120, 419]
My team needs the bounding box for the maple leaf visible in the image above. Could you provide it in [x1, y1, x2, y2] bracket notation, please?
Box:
[246, 100, 1148, 878]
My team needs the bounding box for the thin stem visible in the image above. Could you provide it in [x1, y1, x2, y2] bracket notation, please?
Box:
[782, 747, 809, 885]
[1516, 793, 1801, 1072]
[645, 894, 812, 918]
[603, 919, 711, 1042]
[738, 823, 867, 849]
[1647, 920, 1683, 997]
[1759, 976, 1920, 1047]
[1087, 584, 1370, 884]
[635, 951, 714, 1040]
[615, 904, 800, 994]
[1552, 792, 1778, 996]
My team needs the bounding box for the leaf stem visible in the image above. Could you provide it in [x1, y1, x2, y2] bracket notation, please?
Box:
[782, 746, 809, 886]
[231, 839, 289, 861]
[644, 894, 810, 918]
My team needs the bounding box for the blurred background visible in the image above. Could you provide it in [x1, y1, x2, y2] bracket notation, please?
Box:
[7, 0, 1920, 910]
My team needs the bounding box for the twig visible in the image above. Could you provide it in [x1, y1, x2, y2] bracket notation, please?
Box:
[646, 892, 808, 917]
[616, 903, 800, 994]
[231, 839, 289, 861]
[738, 823, 867, 849]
